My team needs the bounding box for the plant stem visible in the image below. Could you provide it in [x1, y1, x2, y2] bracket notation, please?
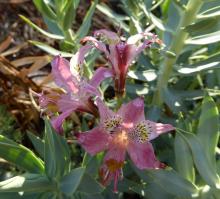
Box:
[116, 95, 124, 110]
[152, 0, 204, 106]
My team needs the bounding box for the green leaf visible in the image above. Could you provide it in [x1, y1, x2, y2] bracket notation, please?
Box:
[27, 132, 44, 159]
[96, 4, 129, 32]
[175, 133, 195, 182]
[0, 135, 44, 174]
[133, 167, 199, 198]
[44, 119, 71, 180]
[197, 95, 219, 167]
[176, 52, 220, 75]
[178, 131, 220, 187]
[0, 174, 55, 192]
[29, 40, 73, 57]
[43, 16, 63, 36]
[127, 70, 157, 82]
[198, 5, 220, 19]
[19, 15, 64, 40]
[140, 182, 173, 199]
[126, 83, 149, 95]
[60, 167, 85, 196]
[162, 87, 185, 113]
[74, 0, 97, 40]
[139, 2, 173, 33]
[77, 173, 104, 194]
[74, 192, 104, 199]
[33, 0, 57, 20]
[0, 192, 51, 199]
[184, 18, 219, 35]
[54, 0, 65, 12]
[186, 30, 220, 45]
[61, 0, 77, 30]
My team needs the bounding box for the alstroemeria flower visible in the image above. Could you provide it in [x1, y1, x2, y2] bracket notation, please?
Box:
[79, 29, 162, 96]
[39, 55, 113, 132]
[76, 97, 174, 191]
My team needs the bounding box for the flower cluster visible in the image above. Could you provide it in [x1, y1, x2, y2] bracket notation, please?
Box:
[38, 29, 174, 192]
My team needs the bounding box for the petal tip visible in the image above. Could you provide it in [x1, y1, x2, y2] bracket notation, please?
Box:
[132, 97, 144, 107]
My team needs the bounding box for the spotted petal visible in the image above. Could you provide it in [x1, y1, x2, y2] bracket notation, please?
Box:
[127, 141, 163, 169]
[76, 127, 110, 155]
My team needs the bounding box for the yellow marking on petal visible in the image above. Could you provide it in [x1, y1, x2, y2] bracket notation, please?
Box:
[104, 116, 122, 132]
[130, 122, 150, 143]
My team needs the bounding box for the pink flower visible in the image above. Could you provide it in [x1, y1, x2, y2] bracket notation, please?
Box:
[80, 29, 162, 96]
[76, 97, 174, 192]
[39, 55, 113, 132]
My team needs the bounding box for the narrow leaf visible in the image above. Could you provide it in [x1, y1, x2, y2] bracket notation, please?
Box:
[186, 30, 220, 45]
[27, 132, 45, 159]
[44, 119, 71, 180]
[0, 135, 44, 174]
[19, 15, 64, 40]
[96, 4, 129, 32]
[33, 0, 56, 20]
[29, 40, 73, 57]
[177, 52, 220, 76]
[75, 0, 97, 40]
[179, 131, 220, 187]
[175, 134, 195, 182]
[62, 0, 75, 30]
[197, 95, 219, 167]
[127, 70, 157, 82]
[0, 174, 55, 192]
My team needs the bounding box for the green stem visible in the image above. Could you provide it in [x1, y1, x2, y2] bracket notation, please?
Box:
[152, 0, 204, 106]
[116, 95, 123, 110]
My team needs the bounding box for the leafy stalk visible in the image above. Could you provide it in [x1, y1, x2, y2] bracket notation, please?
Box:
[153, 0, 204, 106]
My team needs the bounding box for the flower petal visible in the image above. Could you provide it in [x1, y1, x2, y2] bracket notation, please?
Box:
[52, 56, 79, 93]
[70, 45, 93, 79]
[108, 44, 119, 74]
[96, 98, 116, 123]
[94, 29, 120, 44]
[145, 120, 175, 141]
[81, 81, 101, 97]
[118, 97, 145, 128]
[57, 94, 79, 112]
[103, 146, 125, 178]
[76, 127, 110, 155]
[90, 67, 113, 87]
[127, 141, 163, 169]
[80, 36, 109, 57]
[51, 109, 75, 133]
[126, 32, 160, 67]
[101, 140, 126, 192]
[127, 33, 145, 45]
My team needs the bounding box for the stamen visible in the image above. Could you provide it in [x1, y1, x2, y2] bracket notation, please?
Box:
[106, 159, 124, 172]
